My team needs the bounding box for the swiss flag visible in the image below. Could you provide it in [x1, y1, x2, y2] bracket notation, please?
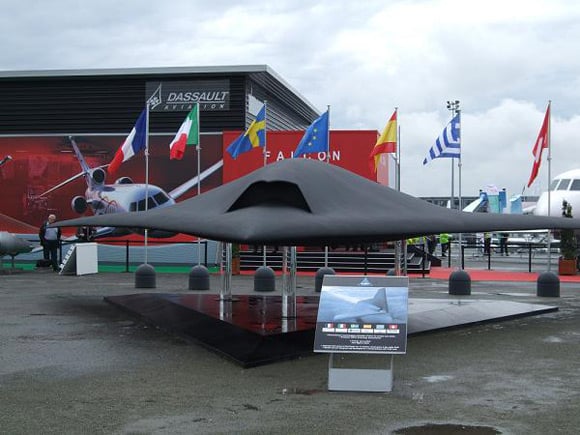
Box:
[527, 103, 550, 188]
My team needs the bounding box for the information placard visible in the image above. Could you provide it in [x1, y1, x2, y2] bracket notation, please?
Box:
[314, 276, 409, 354]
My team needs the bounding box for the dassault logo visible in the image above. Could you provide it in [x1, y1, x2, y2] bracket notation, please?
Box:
[167, 91, 229, 103]
[146, 81, 230, 111]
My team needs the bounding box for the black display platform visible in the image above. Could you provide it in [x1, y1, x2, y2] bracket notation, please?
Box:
[105, 293, 320, 367]
[105, 293, 557, 367]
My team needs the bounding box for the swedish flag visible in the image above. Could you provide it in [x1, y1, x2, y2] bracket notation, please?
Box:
[226, 105, 266, 159]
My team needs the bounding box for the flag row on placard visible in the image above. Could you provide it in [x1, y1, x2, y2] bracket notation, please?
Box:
[107, 102, 551, 189]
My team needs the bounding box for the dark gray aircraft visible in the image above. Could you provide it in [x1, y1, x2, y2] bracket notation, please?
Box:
[0, 231, 33, 258]
[333, 288, 393, 324]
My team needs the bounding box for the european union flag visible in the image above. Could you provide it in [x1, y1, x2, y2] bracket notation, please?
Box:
[294, 111, 329, 158]
[226, 105, 266, 159]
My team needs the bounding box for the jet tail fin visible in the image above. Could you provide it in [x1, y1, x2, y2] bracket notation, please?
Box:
[39, 137, 109, 197]
[69, 136, 92, 179]
[371, 288, 389, 312]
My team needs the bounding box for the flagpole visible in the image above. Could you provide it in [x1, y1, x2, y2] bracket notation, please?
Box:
[393, 108, 403, 276]
[325, 105, 330, 267]
[144, 105, 150, 264]
[457, 109, 463, 267]
[263, 101, 268, 167]
[195, 102, 202, 266]
[547, 100, 552, 272]
[262, 101, 268, 267]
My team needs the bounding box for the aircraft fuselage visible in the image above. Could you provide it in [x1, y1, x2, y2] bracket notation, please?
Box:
[85, 183, 176, 215]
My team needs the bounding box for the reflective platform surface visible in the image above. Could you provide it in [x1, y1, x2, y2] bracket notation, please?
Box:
[105, 293, 557, 367]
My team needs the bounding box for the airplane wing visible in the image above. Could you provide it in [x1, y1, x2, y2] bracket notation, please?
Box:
[463, 196, 487, 212]
[60, 226, 119, 244]
[169, 160, 224, 200]
[38, 164, 109, 197]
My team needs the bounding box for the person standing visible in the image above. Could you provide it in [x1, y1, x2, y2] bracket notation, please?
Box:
[39, 214, 61, 271]
[483, 232, 492, 256]
[427, 234, 437, 255]
[499, 232, 509, 256]
[439, 233, 450, 257]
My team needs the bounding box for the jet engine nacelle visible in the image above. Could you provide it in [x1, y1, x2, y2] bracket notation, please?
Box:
[91, 168, 106, 185]
[115, 176, 133, 184]
[72, 196, 88, 214]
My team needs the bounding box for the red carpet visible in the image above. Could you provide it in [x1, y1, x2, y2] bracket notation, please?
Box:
[427, 267, 580, 283]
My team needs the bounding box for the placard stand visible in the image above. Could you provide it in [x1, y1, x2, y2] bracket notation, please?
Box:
[314, 275, 408, 393]
[60, 243, 98, 275]
[328, 353, 394, 392]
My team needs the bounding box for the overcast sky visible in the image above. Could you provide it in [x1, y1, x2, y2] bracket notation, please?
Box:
[2, 0, 580, 198]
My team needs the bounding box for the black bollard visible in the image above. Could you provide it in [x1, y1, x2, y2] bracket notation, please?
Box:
[449, 269, 471, 295]
[537, 271, 560, 297]
[189, 264, 210, 290]
[135, 263, 156, 289]
[315, 267, 336, 293]
[254, 266, 276, 292]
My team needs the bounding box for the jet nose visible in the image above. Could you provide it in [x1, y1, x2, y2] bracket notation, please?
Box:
[534, 191, 569, 216]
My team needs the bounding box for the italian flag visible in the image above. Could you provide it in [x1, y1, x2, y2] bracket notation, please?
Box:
[169, 104, 200, 160]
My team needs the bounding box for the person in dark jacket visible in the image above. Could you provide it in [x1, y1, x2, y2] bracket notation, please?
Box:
[39, 214, 61, 271]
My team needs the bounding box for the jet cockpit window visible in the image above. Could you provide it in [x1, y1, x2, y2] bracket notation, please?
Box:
[153, 191, 170, 206]
[556, 179, 571, 191]
[137, 199, 147, 211]
[570, 180, 580, 191]
[549, 179, 559, 191]
[134, 198, 153, 211]
[130, 195, 165, 212]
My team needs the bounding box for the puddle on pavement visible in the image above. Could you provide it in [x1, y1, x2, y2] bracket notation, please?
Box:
[393, 423, 501, 434]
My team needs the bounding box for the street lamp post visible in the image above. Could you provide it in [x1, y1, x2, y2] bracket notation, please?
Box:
[446, 100, 460, 210]
[446, 100, 462, 268]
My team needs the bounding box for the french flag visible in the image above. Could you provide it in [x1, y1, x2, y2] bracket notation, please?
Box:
[108, 109, 147, 175]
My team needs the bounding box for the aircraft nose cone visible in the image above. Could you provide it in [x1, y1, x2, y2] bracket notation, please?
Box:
[534, 191, 568, 216]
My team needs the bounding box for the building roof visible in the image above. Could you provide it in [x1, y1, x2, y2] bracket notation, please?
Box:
[0, 64, 319, 114]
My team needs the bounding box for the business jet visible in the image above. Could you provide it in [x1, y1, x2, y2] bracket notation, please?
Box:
[39, 137, 223, 239]
[532, 169, 580, 217]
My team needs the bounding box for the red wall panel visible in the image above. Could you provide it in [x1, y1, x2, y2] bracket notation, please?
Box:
[222, 130, 382, 183]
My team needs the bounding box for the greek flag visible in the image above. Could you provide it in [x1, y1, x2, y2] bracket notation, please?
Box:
[423, 113, 461, 165]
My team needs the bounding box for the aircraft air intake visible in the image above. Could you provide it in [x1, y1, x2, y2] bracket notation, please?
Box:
[72, 196, 88, 214]
[91, 168, 106, 185]
[115, 177, 133, 184]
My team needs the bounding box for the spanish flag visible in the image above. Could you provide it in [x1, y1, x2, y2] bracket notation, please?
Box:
[369, 110, 397, 173]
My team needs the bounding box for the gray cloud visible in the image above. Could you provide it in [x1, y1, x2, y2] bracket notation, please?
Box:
[1, 0, 580, 198]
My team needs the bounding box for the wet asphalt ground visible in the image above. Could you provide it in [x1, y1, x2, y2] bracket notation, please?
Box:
[0, 263, 579, 435]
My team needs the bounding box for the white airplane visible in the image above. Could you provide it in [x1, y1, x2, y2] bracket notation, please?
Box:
[39, 136, 223, 239]
[533, 169, 580, 217]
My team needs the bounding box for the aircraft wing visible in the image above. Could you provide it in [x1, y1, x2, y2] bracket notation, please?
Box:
[39, 164, 110, 197]
[333, 306, 393, 324]
[169, 160, 223, 200]
[60, 226, 118, 244]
